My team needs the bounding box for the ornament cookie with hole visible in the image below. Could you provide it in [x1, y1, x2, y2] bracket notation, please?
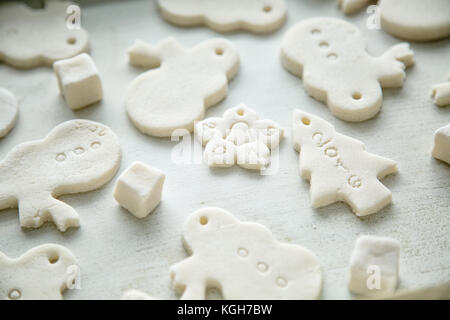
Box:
[125, 38, 239, 137]
[170, 207, 322, 300]
[157, 0, 287, 33]
[195, 104, 284, 170]
[0, 1, 89, 68]
[0, 119, 121, 232]
[292, 110, 397, 216]
[0, 244, 79, 300]
[0, 88, 18, 138]
[281, 18, 414, 122]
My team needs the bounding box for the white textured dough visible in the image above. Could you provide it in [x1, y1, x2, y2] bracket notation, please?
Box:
[113, 161, 165, 219]
[432, 124, 450, 165]
[281, 17, 414, 122]
[157, 0, 287, 33]
[0, 119, 121, 232]
[292, 110, 398, 216]
[348, 235, 400, 297]
[379, 0, 450, 42]
[0, 0, 89, 68]
[125, 38, 239, 137]
[0, 244, 79, 300]
[431, 73, 450, 107]
[170, 207, 322, 300]
[0, 88, 18, 138]
[195, 104, 284, 170]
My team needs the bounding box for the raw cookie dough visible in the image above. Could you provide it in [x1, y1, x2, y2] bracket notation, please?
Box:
[0, 88, 18, 138]
[337, 0, 371, 15]
[0, 119, 121, 232]
[379, 0, 450, 42]
[157, 0, 287, 33]
[292, 110, 397, 216]
[195, 104, 284, 170]
[348, 235, 400, 297]
[121, 289, 158, 300]
[432, 124, 450, 165]
[125, 38, 239, 137]
[431, 74, 450, 107]
[0, 244, 79, 300]
[170, 207, 322, 300]
[53, 53, 103, 110]
[113, 161, 165, 218]
[281, 17, 414, 122]
[0, 0, 89, 68]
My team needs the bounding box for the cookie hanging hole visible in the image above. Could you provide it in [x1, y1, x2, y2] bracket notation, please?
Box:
[199, 216, 208, 225]
[67, 37, 76, 45]
[352, 92, 362, 100]
[263, 5, 272, 12]
[301, 117, 310, 126]
[8, 289, 21, 300]
[215, 48, 224, 56]
[237, 109, 245, 116]
[48, 253, 60, 264]
[327, 53, 338, 60]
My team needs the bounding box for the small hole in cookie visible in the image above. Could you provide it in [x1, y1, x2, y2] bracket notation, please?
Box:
[8, 289, 21, 300]
[199, 216, 208, 225]
[276, 277, 288, 288]
[215, 48, 224, 56]
[237, 109, 245, 116]
[311, 29, 321, 35]
[263, 5, 272, 12]
[301, 117, 310, 125]
[237, 248, 248, 257]
[352, 92, 362, 100]
[91, 141, 101, 149]
[74, 147, 84, 155]
[319, 41, 329, 48]
[67, 37, 76, 45]
[55, 153, 66, 162]
[327, 53, 338, 60]
[48, 254, 59, 264]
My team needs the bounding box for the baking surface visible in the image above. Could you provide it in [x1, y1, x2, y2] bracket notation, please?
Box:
[0, 0, 449, 299]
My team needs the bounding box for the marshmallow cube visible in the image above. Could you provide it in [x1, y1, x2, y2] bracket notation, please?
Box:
[113, 162, 165, 218]
[53, 53, 103, 110]
[432, 124, 450, 164]
[348, 235, 400, 297]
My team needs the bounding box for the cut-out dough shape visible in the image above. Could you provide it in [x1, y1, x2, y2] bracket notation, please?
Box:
[157, 0, 287, 33]
[0, 0, 89, 68]
[337, 0, 371, 15]
[431, 74, 450, 107]
[0, 119, 121, 232]
[0, 244, 79, 300]
[432, 124, 450, 165]
[170, 207, 322, 300]
[379, 0, 450, 42]
[348, 235, 400, 297]
[121, 290, 158, 300]
[0, 88, 18, 138]
[125, 38, 239, 137]
[281, 18, 414, 122]
[292, 110, 397, 216]
[195, 104, 284, 170]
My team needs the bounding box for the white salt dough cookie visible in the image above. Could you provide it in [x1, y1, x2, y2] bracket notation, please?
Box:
[281, 18, 414, 122]
[53, 53, 103, 110]
[121, 290, 158, 300]
[0, 88, 18, 138]
[0, 120, 121, 232]
[170, 207, 322, 300]
[379, 0, 450, 42]
[113, 161, 165, 218]
[125, 38, 239, 137]
[0, 244, 79, 300]
[431, 74, 450, 107]
[157, 0, 287, 33]
[195, 104, 284, 170]
[337, 0, 371, 15]
[292, 110, 397, 216]
[432, 124, 450, 165]
[0, 1, 89, 68]
[348, 235, 400, 297]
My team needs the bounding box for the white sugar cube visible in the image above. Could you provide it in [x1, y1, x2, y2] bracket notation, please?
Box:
[53, 53, 103, 110]
[348, 235, 400, 297]
[113, 162, 165, 218]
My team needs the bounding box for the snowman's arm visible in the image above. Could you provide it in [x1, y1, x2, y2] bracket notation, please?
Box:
[170, 257, 206, 300]
[128, 38, 183, 68]
[0, 182, 16, 211]
[376, 43, 414, 87]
